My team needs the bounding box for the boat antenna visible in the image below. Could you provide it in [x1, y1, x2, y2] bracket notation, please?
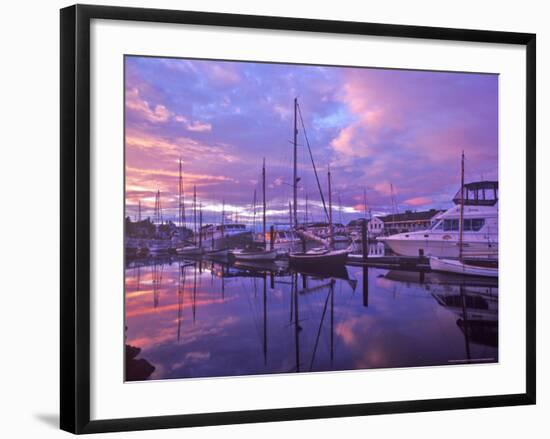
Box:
[328, 165, 333, 250]
[262, 157, 267, 250]
[293, 98, 299, 228]
[390, 183, 397, 219]
[296, 101, 329, 222]
[459, 151, 465, 260]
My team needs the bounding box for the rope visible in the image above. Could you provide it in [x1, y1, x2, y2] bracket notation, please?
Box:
[296, 102, 329, 222]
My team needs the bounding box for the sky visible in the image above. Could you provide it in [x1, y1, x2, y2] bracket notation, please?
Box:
[125, 56, 498, 228]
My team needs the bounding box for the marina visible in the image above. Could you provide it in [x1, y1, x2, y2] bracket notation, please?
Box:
[124, 56, 499, 380]
[125, 101, 498, 274]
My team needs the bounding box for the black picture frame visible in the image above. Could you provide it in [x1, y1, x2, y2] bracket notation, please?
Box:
[60, 4, 536, 434]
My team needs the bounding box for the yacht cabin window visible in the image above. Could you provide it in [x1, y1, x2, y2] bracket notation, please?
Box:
[436, 218, 485, 231]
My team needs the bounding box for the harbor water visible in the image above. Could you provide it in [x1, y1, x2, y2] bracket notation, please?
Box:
[125, 255, 498, 381]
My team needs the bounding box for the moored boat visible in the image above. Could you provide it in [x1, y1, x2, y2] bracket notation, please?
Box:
[204, 248, 231, 258]
[286, 98, 349, 270]
[231, 158, 278, 262]
[289, 247, 349, 268]
[175, 245, 203, 256]
[429, 256, 498, 278]
[148, 241, 172, 255]
[427, 153, 498, 279]
[380, 180, 498, 258]
[230, 248, 278, 261]
[254, 229, 301, 254]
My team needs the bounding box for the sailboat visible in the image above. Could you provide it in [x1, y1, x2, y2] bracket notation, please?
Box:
[231, 159, 278, 261]
[176, 182, 203, 256]
[429, 152, 498, 278]
[203, 200, 233, 259]
[288, 100, 349, 269]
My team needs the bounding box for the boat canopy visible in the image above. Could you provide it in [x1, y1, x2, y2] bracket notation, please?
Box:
[452, 181, 498, 206]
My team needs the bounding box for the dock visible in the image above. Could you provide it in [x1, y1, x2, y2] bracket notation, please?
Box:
[346, 254, 430, 270]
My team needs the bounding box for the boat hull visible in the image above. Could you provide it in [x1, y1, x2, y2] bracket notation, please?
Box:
[383, 236, 497, 258]
[289, 249, 349, 269]
[230, 249, 278, 261]
[429, 257, 498, 278]
[175, 246, 203, 256]
[204, 248, 231, 258]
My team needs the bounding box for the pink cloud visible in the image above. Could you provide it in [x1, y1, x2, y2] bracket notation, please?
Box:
[126, 87, 172, 123]
[187, 121, 212, 132]
[373, 181, 393, 197]
[175, 115, 212, 132]
[404, 196, 432, 207]
[127, 87, 212, 133]
[206, 64, 241, 84]
[331, 124, 364, 157]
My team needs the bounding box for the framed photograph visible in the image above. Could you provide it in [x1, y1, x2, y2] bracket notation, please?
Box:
[60, 4, 536, 434]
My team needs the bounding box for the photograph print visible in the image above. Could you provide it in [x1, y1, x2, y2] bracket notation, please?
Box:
[124, 55, 498, 382]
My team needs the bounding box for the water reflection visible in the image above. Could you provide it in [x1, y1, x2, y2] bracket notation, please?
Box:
[125, 257, 498, 381]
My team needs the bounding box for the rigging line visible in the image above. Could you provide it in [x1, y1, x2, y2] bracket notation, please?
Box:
[296, 102, 329, 222]
[243, 278, 264, 344]
[309, 287, 333, 371]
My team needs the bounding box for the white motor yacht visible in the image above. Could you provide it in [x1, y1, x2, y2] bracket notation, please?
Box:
[379, 181, 498, 258]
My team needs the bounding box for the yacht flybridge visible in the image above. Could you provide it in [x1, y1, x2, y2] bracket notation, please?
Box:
[380, 181, 498, 259]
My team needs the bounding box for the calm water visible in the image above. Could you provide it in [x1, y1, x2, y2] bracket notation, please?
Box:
[124, 255, 498, 381]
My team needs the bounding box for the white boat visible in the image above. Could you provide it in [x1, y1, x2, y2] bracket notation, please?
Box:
[230, 159, 278, 262]
[230, 248, 278, 261]
[202, 223, 249, 242]
[429, 256, 498, 278]
[175, 245, 203, 256]
[204, 248, 231, 257]
[380, 181, 498, 258]
[148, 240, 172, 255]
[254, 229, 301, 254]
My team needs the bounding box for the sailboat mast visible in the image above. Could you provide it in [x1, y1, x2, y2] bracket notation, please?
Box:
[338, 193, 343, 225]
[293, 97, 298, 228]
[262, 158, 267, 247]
[390, 183, 396, 224]
[328, 166, 333, 249]
[193, 185, 197, 245]
[154, 190, 163, 225]
[159, 191, 163, 224]
[199, 202, 203, 248]
[178, 159, 182, 228]
[178, 158, 186, 230]
[459, 151, 465, 260]
[263, 275, 267, 365]
[363, 188, 368, 219]
[305, 193, 309, 225]
[221, 199, 225, 247]
[252, 189, 257, 233]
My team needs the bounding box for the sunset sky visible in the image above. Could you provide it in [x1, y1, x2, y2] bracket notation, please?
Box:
[125, 56, 498, 227]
